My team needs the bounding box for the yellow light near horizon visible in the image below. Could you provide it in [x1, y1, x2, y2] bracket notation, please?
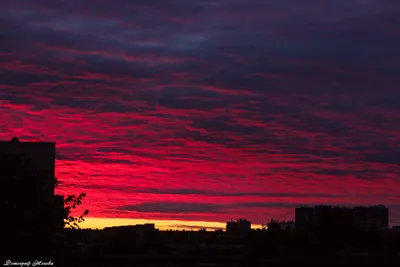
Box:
[79, 217, 263, 231]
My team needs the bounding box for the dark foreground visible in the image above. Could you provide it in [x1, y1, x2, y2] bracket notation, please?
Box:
[40, 253, 399, 267]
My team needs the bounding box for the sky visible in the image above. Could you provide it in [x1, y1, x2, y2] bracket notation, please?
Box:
[1, 0, 400, 229]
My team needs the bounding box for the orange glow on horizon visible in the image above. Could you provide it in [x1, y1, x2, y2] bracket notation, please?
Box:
[78, 217, 263, 231]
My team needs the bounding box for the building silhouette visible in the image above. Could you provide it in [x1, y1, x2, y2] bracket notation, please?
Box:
[226, 218, 251, 234]
[295, 205, 389, 232]
[352, 205, 389, 231]
[0, 137, 64, 242]
[279, 220, 295, 230]
[103, 223, 156, 236]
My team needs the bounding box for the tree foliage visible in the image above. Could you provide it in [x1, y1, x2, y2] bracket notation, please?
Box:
[54, 176, 89, 229]
[64, 193, 89, 229]
[266, 218, 282, 232]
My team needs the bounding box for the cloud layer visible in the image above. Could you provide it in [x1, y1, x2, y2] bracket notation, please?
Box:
[1, 0, 400, 226]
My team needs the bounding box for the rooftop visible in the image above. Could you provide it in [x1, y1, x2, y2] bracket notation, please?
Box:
[0, 137, 55, 145]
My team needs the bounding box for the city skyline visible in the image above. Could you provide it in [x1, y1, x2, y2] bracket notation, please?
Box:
[1, 0, 400, 230]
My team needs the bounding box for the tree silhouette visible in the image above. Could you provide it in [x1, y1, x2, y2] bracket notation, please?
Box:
[260, 219, 283, 258]
[266, 218, 282, 232]
[54, 176, 89, 229]
[64, 192, 89, 229]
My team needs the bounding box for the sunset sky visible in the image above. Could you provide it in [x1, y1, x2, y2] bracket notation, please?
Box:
[1, 0, 400, 229]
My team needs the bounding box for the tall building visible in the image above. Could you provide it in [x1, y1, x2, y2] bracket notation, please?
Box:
[295, 205, 389, 232]
[353, 205, 389, 231]
[295, 206, 315, 230]
[0, 137, 64, 231]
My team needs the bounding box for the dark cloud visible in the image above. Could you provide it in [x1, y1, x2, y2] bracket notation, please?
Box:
[363, 152, 400, 165]
[119, 202, 224, 214]
[118, 201, 400, 215]
[126, 188, 343, 198]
